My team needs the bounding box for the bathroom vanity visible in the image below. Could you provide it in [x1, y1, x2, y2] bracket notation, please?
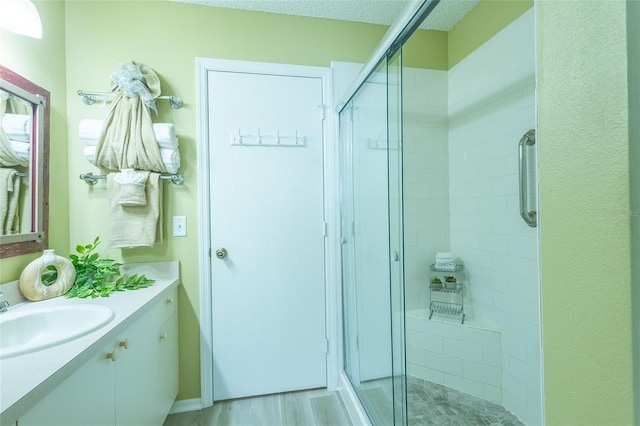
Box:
[0, 261, 180, 426]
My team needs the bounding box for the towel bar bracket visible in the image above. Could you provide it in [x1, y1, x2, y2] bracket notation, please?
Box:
[80, 172, 184, 186]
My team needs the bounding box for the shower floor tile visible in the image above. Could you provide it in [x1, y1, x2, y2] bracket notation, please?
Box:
[407, 376, 524, 426]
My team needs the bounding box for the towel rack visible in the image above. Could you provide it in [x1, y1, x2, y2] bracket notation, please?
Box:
[16, 172, 29, 177]
[80, 172, 184, 185]
[77, 90, 183, 109]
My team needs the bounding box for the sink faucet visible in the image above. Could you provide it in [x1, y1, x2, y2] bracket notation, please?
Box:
[0, 291, 9, 313]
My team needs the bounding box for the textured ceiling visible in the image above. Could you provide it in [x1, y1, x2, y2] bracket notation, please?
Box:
[171, 0, 480, 31]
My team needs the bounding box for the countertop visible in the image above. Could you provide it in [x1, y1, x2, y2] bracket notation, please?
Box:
[0, 261, 180, 426]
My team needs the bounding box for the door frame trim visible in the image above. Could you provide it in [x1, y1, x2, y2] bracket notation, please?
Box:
[196, 58, 339, 407]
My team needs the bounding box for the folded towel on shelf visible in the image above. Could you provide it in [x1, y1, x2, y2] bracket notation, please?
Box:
[2, 114, 32, 142]
[434, 263, 457, 271]
[0, 168, 20, 235]
[107, 172, 163, 248]
[79, 119, 179, 149]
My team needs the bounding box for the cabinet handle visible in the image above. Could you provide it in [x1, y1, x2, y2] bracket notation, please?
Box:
[106, 350, 118, 362]
[166, 298, 175, 306]
[119, 338, 129, 349]
[160, 332, 168, 341]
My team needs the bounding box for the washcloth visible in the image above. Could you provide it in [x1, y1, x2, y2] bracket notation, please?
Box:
[107, 171, 163, 248]
[95, 62, 167, 173]
[114, 169, 148, 206]
[0, 168, 20, 235]
[1, 113, 32, 142]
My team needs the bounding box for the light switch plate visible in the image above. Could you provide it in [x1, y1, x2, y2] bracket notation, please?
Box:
[172, 216, 187, 237]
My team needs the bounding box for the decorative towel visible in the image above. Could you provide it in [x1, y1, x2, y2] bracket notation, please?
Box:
[9, 140, 30, 161]
[0, 168, 20, 235]
[95, 62, 167, 173]
[113, 169, 148, 206]
[107, 171, 163, 248]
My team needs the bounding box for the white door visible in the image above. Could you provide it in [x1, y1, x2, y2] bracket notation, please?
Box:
[208, 69, 327, 401]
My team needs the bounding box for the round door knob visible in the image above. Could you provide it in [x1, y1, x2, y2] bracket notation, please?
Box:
[215, 248, 227, 259]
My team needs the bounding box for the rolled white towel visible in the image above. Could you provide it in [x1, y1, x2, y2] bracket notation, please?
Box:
[160, 148, 180, 174]
[83, 145, 96, 164]
[10, 140, 30, 155]
[85, 145, 179, 174]
[153, 123, 179, 149]
[78, 119, 103, 146]
[2, 113, 32, 142]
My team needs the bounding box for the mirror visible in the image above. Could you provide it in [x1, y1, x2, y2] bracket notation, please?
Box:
[0, 65, 49, 258]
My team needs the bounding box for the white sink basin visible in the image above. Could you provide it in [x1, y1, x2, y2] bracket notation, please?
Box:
[0, 305, 115, 359]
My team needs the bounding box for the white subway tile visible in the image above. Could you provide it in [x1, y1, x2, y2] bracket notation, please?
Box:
[443, 338, 484, 363]
[408, 364, 445, 385]
[424, 320, 463, 340]
[443, 374, 484, 399]
[407, 329, 444, 353]
[463, 360, 502, 387]
[483, 384, 503, 403]
[461, 326, 501, 348]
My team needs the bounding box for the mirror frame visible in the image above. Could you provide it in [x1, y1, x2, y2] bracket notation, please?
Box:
[0, 65, 49, 258]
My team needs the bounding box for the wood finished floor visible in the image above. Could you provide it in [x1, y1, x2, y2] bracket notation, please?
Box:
[163, 388, 354, 426]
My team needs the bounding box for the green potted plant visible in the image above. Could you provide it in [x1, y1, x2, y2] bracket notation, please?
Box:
[444, 275, 457, 290]
[430, 276, 443, 289]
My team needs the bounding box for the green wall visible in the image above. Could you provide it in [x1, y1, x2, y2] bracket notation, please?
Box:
[537, 1, 635, 424]
[448, 0, 533, 68]
[627, 0, 640, 421]
[0, 0, 70, 281]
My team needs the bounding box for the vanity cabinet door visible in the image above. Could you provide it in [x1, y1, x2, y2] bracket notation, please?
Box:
[114, 311, 157, 426]
[158, 312, 179, 423]
[18, 345, 116, 426]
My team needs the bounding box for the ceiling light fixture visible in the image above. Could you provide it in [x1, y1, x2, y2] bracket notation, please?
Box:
[0, 0, 43, 39]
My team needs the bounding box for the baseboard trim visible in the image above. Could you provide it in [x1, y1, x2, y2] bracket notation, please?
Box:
[338, 372, 372, 426]
[169, 398, 207, 415]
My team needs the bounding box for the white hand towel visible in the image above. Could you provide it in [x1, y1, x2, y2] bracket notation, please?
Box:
[78, 119, 104, 146]
[83, 145, 96, 164]
[153, 123, 179, 149]
[2, 114, 32, 142]
[160, 148, 180, 174]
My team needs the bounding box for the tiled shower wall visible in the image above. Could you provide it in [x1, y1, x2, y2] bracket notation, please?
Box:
[447, 10, 540, 425]
[402, 67, 449, 311]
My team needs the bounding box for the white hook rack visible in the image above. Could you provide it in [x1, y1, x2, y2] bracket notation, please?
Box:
[230, 128, 305, 147]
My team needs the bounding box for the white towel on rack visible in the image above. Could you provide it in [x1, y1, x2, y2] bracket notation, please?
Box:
[9, 140, 30, 161]
[79, 119, 179, 149]
[78, 119, 104, 146]
[2, 114, 32, 142]
[160, 148, 180, 174]
[152, 123, 179, 149]
[83, 145, 179, 173]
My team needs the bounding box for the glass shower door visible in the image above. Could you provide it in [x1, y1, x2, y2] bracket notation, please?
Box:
[340, 53, 407, 425]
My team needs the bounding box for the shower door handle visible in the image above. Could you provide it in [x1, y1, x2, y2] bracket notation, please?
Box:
[518, 129, 537, 227]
